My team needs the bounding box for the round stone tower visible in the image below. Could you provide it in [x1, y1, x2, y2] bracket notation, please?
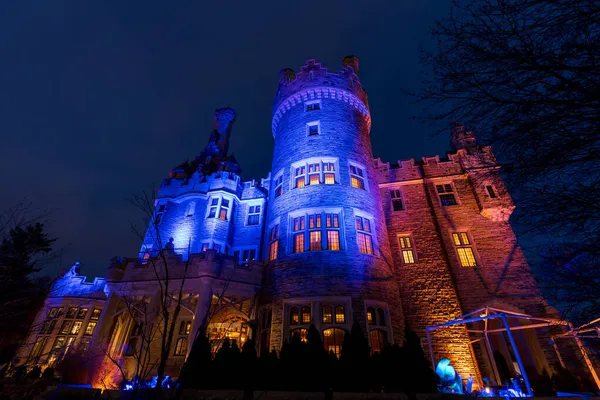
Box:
[259, 57, 405, 355]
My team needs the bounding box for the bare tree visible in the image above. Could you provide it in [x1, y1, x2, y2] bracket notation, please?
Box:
[410, 0, 600, 324]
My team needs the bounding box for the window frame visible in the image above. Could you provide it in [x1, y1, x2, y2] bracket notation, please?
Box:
[354, 212, 375, 255]
[268, 221, 280, 261]
[484, 183, 498, 199]
[273, 171, 284, 199]
[185, 201, 196, 217]
[290, 158, 339, 189]
[349, 161, 368, 191]
[306, 120, 320, 136]
[206, 195, 235, 221]
[435, 182, 460, 206]
[397, 234, 417, 264]
[246, 203, 262, 226]
[305, 100, 321, 112]
[174, 337, 188, 356]
[451, 231, 479, 267]
[390, 188, 405, 212]
[289, 209, 344, 254]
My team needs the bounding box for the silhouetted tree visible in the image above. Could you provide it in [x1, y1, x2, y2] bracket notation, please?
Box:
[340, 322, 370, 392]
[412, 0, 600, 324]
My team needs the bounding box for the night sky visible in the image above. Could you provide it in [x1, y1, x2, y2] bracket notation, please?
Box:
[0, 1, 451, 278]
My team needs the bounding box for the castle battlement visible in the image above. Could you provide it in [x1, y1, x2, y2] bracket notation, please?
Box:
[49, 263, 106, 300]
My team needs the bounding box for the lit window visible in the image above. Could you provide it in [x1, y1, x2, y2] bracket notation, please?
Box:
[70, 321, 82, 335]
[305, 101, 321, 112]
[91, 308, 101, 320]
[323, 328, 345, 357]
[390, 189, 404, 211]
[291, 328, 308, 343]
[290, 307, 300, 325]
[269, 224, 279, 261]
[247, 205, 261, 225]
[219, 199, 229, 220]
[242, 249, 256, 263]
[66, 308, 78, 319]
[85, 322, 97, 335]
[322, 306, 332, 324]
[309, 231, 321, 251]
[369, 329, 387, 354]
[60, 320, 72, 335]
[452, 232, 477, 267]
[291, 211, 342, 253]
[356, 216, 374, 255]
[295, 166, 306, 188]
[30, 336, 48, 359]
[76, 308, 88, 319]
[350, 165, 366, 190]
[335, 306, 345, 324]
[301, 306, 311, 324]
[398, 235, 416, 264]
[174, 337, 188, 356]
[48, 308, 60, 318]
[186, 321, 191, 335]
[436, 184, 458, 206]
[307, 121, 320, 136]
[323, 163, 336, 184]
[207, 197, 233, 221]
[367, 307, 375, 324]
[327, 230, 340, 250]
[274, 174, 284, 198]
[486, 185, 497, 198]
[294, 233, 305, 253]
[308, 163, 320, 185]
[201, 243, 209, 252]
[292, 160, 338, 189]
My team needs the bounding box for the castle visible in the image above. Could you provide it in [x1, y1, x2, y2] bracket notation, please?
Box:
[15, 57, 562, 388]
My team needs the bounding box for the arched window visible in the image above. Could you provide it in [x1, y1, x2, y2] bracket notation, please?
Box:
[179, 321, 186, 335]
[125, 337, 138, 357]
[366, 307, 375, 324]
[369, 329, 387, 354]
[322, 306, 332, 324]
[335, 306, 345, 324]
[174, 337, 188, 356]
[290, 307, 299, 325]
[291, 328, 308, 343]
[323, 328, 345, 357]
[377, 308, 386, 326]
[301, 306, 311, 324]
[185, 321, 191, 335]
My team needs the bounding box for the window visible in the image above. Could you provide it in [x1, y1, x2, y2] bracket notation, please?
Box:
[291, 211, 342, 253]
[335, 306, 345, 324]
[185, 201, 196, 217]
[305, 101, 320, 112]
[309, 229, 322, 251]
[486, 185, 497, 198]
[179, 321, 191, 335]
[154, 203, 166, 224]
[201, 243, 209, 252]
[369, 329, 387, 354]
[269, 224, 279, 261]
[292, 160, 338, 188]
[301, 306, 311, 324]
[293, 216, 305, 253]
[356, 216, 374, 255]
[350, 164, 366, 190]
[60, 320, 72, 335]
[125, 337, 138, 357]
[291, 328, 308, 343]
[436, 184, 458, 206]
[174, 337, 188, 356]
[290, 307, 300, 325]
[71, 321, 82, 335]
[367, 307, 386, 326]
[398, 235, 416, 264]
[367, 307, 375, 324]
[323, 328, 345, 357]
[242, 249, 256, 263]
[307, 121, 320, 136]
[48, 308, 61, 318]
[76, 308, 88, 319]
[66, 307, 78, 319]
[207, 197, 233, 221]
[85, 322, 97, 335]
[322, 306, 332, 324]
[377, 308, 386, 326]
[452, 232, 478, 267]
[390, 189, 404, 211]
[91, 308, 101, 320]
[247, 205, 261, 225]
[30, 336, 48, 359]
[274, 174, 283, 198]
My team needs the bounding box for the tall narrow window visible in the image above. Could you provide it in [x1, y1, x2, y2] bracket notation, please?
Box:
[242, 249, 256, 263]
[293, 216, 305, 253]
[369, 329, 387, 354]
[390, 189, 404, 211]
[60, 321, 72, 335]
[437, 184, 458, 206]
[335, 306, 345, 324]
[301, 306, 311, 324]
[76, 308, 88, 319]
[66, 307, 78, 319]
[308, 213, 322, 250]
[185, 201, 196, 217]
[30, 336, 48, 359]
[377, 308, 386, 326]
[71, 321, 82, 335]
[452, 232, 478, 267]
[486, 185, 497, 198]
[91, 308, 102, 320]
[323, 328, 345, 357]
[350, 165, 365, 190]
[323, 162, 336, 184]
[269, 224, 279, 261]
[247, 205, 261, 225]
[308, 163, 320, 185]
[208, 198, 219, 218]
[356, 216, 374, 255]
[219, 199, 230, 220]
[366, 307, 375, 324]
[174, 338, 188, 356]
[154, 204, 166, 224]
[290, 307, 300, 325]
[398, 235, 416, 264]
[322, 306, 332, 324]
[295, 166, 306, 188]
[274, 174, 283, 198]
[85, 322, 97, 335]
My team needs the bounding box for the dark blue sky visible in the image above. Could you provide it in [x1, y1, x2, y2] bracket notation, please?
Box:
[0, 1, 451, 278]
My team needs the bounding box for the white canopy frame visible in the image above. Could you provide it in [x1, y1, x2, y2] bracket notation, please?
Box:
[425, 306, 600, 396]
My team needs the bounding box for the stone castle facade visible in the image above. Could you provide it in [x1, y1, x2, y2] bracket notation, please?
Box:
[15, 57, 560, 387]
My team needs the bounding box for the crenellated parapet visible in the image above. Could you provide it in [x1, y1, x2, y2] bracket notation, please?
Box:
[49, 262, 107, 300]
[272, 58, 370, 136]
